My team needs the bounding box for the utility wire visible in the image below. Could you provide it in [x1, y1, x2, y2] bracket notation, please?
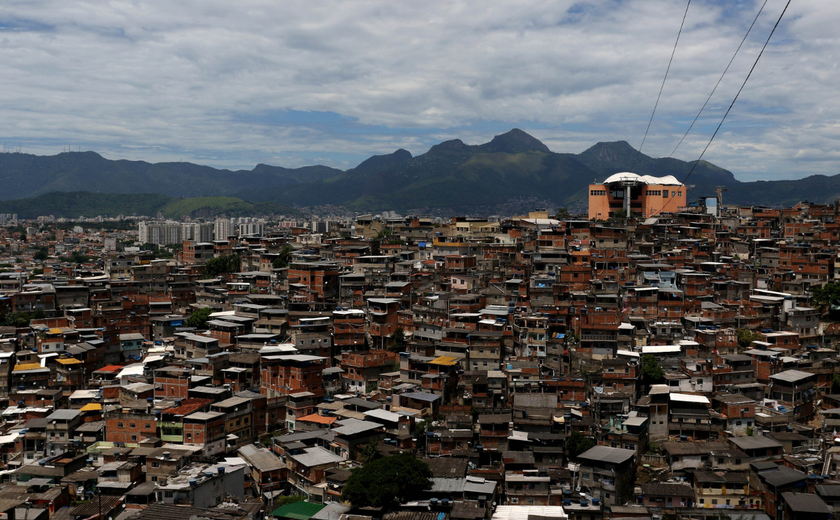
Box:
[681, 0, 791, 186]
[652, 0, 793, 216]
[630, 0, 691, 171]
[670, 0, 769, 158]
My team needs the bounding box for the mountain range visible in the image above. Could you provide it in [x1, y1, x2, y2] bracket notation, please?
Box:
[1, 129, 839, 217]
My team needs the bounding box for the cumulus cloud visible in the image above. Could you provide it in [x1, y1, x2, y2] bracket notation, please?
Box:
[0, 0, 837, 180]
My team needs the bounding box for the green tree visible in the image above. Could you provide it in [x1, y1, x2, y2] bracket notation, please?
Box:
[389, 327, 406, 352]
[832, 373, 840, 393]
[812, 282, 840, 309]
[413, 418, 432, 440]
[341, 453, 432, 507]
[275, 495, 304, 507]
[187, 307, 214, 329]
[359, 440, 382, 465]
[203, 254, 240, 277]
[640, 354, 664, 383]
[272, 244, 295, 269]
[375, 228, 393, 240]
[67, 251, 89, 264]
[2, 310, 42, 328]
[34, 247, 49, 261]
[566, 432, 596, 460]
[736, 329, 762, 349]
[555, 207, 571, 220]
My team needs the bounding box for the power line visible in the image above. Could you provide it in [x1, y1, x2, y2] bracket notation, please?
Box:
[630, 0, 691, 171]
[670, 0, 769, 158]
[650, 0, 792, 217]
[681, 0, 792, 186]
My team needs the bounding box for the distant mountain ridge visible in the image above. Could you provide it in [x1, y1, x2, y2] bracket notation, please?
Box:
[0, 129, 838, 216]
[0, 192, 298, 219]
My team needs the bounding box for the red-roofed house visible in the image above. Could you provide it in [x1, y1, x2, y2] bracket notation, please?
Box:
[159, 398, 214, 444]
[295, 413, 337, 431]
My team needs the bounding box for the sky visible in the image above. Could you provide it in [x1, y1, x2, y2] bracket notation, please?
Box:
[0, 0, 837, 181]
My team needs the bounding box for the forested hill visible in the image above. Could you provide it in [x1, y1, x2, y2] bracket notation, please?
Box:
[0, 129, 837, 216]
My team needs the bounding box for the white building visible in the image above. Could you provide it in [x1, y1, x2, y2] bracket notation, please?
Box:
[213, 219, 233, 240]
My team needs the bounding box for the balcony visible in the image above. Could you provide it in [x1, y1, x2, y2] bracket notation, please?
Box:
[580, 334, 617, 342]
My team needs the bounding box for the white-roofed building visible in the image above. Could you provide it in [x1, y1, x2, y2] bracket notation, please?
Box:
[589, 171, 687, 220]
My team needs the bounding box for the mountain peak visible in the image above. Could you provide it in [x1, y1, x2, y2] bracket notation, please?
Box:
[581, 141, 637, 157]
[426, 139, 469, 156]
[353, 148, 412, 173]
[577, 141, 643, 174]
[480, 128, 550, 154]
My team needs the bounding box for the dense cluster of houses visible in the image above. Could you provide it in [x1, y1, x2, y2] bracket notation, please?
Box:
[1, 201, 840, 520]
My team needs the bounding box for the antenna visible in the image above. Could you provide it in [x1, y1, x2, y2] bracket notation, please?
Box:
[715, 186, 728, 218]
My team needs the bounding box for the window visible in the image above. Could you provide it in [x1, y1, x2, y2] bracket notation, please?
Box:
[130, 423, 136, 428]
[130, 435, 137, 441]
[117, 422, 124, 428]
[152, 461, 160, 468]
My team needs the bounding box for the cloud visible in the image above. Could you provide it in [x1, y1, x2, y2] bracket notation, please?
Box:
[0, 0, 837, 181]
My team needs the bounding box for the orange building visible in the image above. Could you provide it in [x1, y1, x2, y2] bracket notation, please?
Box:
[588, 172, 686, 220]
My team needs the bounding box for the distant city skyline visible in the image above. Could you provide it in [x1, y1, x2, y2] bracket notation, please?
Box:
[0, 0, 835, 181]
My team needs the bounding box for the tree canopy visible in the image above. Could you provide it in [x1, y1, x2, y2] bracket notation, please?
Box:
[566, 432, 596, 460]
[203, 254, 240, 278]
[640, 354, 664, 382]
[359, 440, 382, 465]
[812, 282, 840, 308]
[274, 495, 303, 507]
[2, 310, 45, 328]
[389, 327, 406, 352]
[186, 307, 214, 329]
[341, 453, 432, 508]
[736, 329, 762, 349]
[272, 244, 295, 269]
